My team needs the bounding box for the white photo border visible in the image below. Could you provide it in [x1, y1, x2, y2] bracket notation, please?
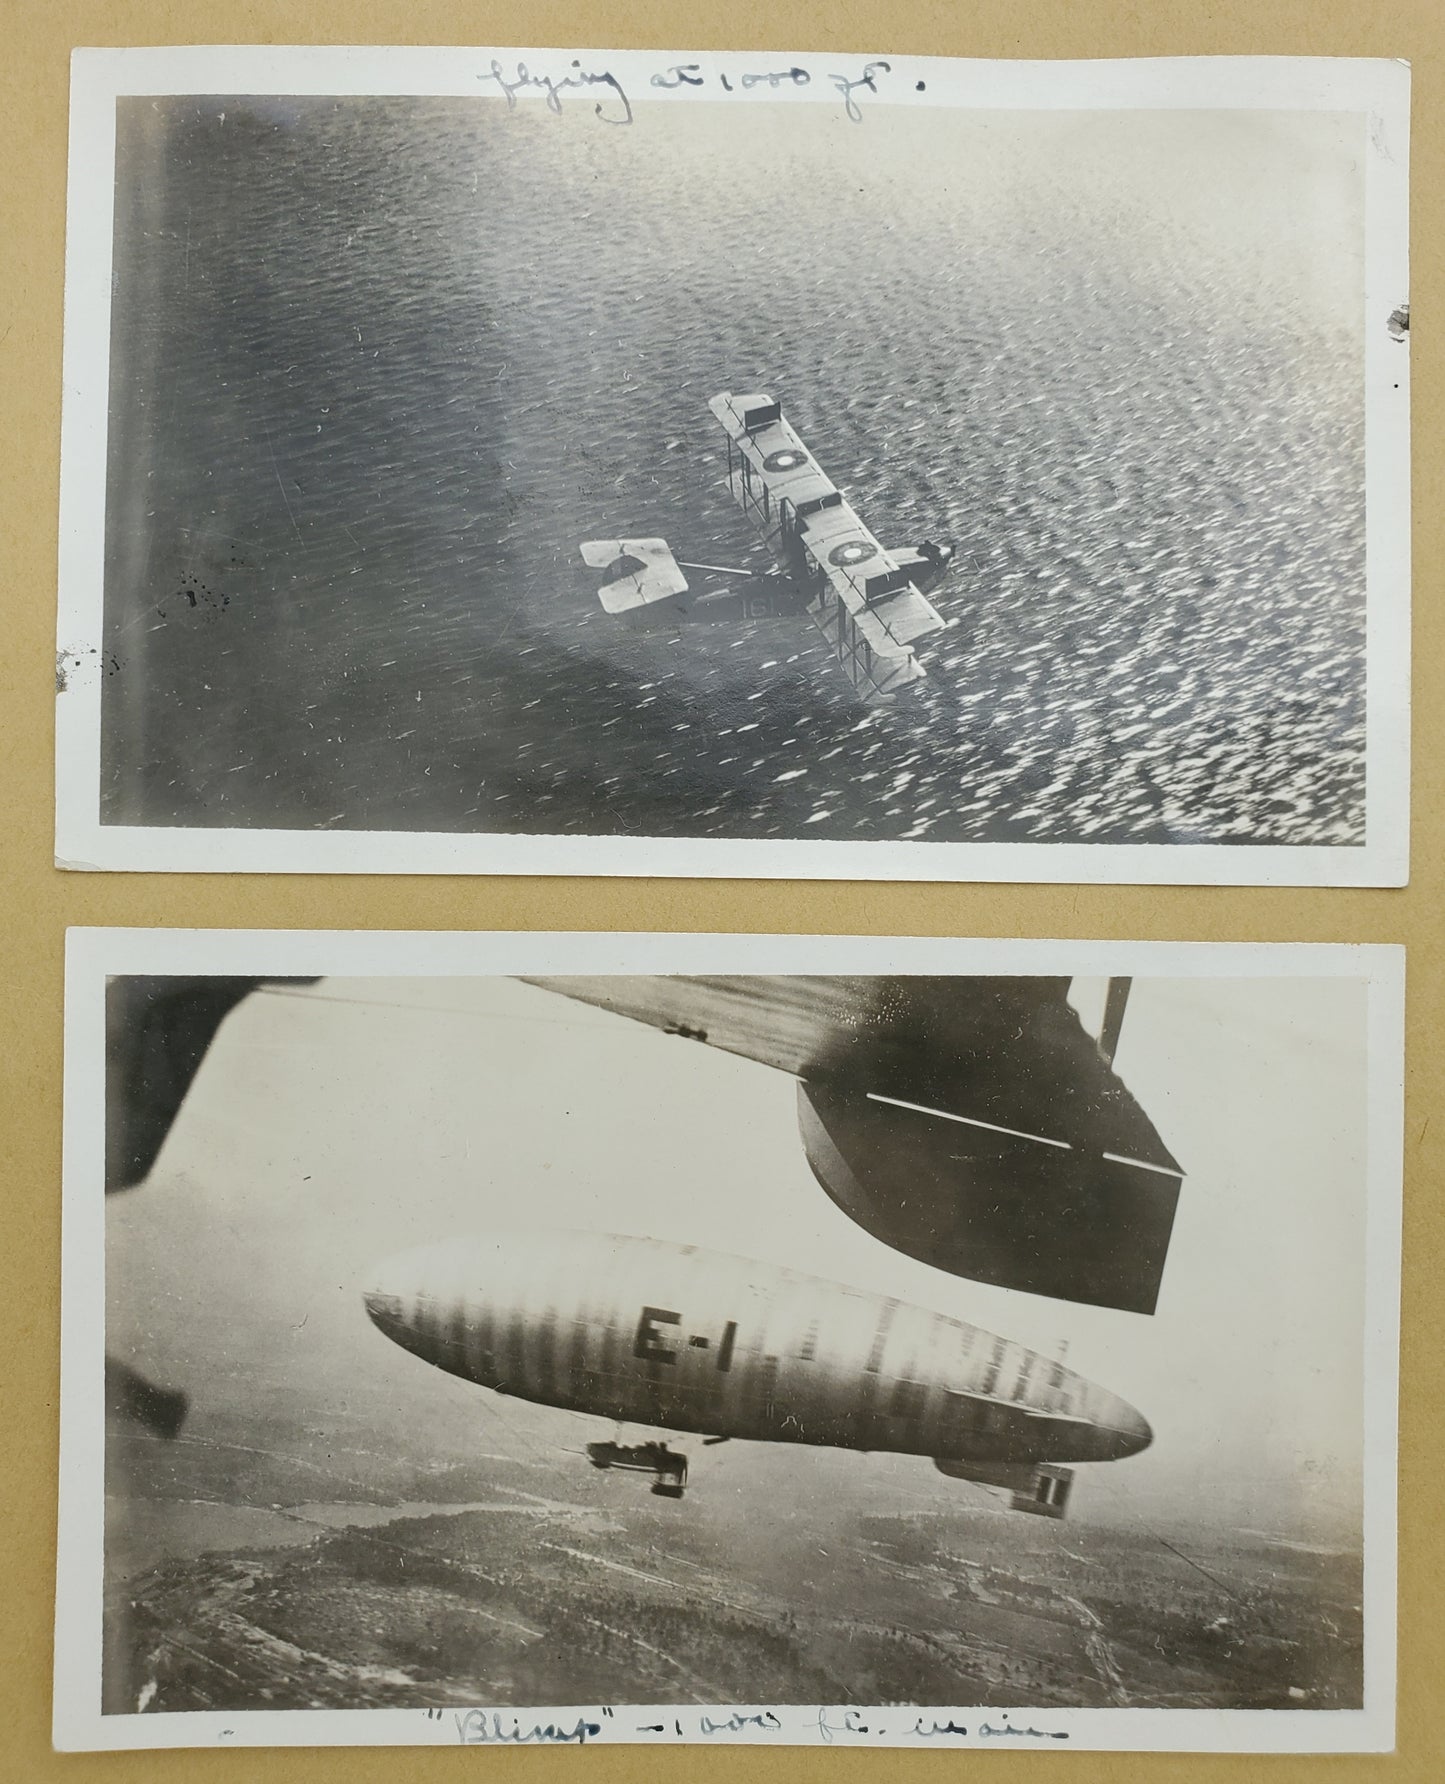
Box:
[56, 927, 1404, 1752]
[54, 48, 1411, 884]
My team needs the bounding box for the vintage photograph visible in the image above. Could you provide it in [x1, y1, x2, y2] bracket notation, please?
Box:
[54, 49, 1409, 880]
[56, 932, 1402, 1750]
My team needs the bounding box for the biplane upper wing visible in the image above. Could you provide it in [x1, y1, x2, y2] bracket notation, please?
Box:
[708, 392, 948, 697]
[522, 975, 1184, 1316]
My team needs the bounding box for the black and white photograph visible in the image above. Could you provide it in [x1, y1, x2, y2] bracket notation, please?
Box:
[56, 930, 1402, 1751]
[54, 48, 1409, 882]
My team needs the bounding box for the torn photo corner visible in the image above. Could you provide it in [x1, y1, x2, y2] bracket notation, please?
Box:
[55, 49, 1409, 884]
[57, 928, 1403, 1750]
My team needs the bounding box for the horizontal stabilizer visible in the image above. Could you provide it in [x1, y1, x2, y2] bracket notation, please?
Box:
[581, 537, 688, 615]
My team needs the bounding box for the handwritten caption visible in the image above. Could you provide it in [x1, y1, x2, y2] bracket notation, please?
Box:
[478, 57, 902, 127]
[435, 1705, 1068, 1746]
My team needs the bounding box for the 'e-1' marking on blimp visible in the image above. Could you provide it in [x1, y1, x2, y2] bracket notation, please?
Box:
[362, 1232, 1150, 1515]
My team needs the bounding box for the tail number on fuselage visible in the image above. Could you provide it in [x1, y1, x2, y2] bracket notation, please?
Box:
[634, 1307, 738, 1372]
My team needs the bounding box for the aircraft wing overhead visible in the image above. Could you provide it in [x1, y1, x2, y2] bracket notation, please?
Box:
[105, 976, 318, 1192]
[523, 975, 1184, 1316]
[520, 974, 1176, 1170]
[521, 974, 896, 1080]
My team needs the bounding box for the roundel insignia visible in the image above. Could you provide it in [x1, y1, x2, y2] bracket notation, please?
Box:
[763, 448, 809, 473]
[829, 540, 879, 568]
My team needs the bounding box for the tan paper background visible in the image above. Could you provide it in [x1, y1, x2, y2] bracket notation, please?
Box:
[3, 1, 1438, 1777]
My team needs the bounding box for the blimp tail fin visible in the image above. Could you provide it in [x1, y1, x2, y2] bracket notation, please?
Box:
[934, 1458, 1075, 1519]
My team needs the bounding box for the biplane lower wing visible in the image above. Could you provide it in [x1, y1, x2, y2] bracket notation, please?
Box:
[522, 975, 1185, 1316]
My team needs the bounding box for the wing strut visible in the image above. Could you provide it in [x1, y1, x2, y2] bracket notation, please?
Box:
[1098, 978, 1132, 1065]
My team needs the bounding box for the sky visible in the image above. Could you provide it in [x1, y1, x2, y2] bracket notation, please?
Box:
[105, 971, 1371, 1537]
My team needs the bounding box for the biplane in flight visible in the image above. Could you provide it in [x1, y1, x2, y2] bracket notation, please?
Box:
[581, 392, 957, 703]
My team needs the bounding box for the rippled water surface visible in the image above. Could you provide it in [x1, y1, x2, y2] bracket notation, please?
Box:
[102, 99, 1366, 843]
